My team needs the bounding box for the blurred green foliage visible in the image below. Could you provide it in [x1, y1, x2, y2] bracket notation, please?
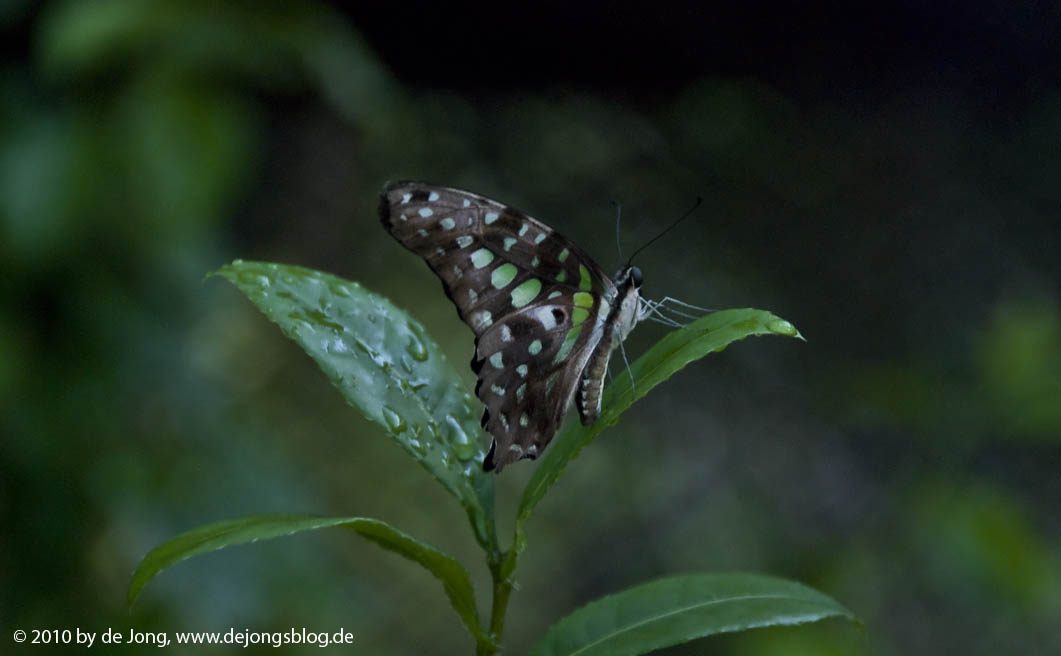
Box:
[3, 1, 1059, 654]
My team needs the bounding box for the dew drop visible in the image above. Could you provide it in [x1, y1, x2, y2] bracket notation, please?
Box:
[302, 309, 343, 333]
[445, 415, 477, 461]
[326, 337, 350, 354]
[405, 323, 430, 361]
[406, 437, 427, 457]
[328, 281, 353, 298]
[236, 270, 269, 288]
[767, 319, 801, 339]
[381, 406, 407, 434]
[286, 311, 314, 331]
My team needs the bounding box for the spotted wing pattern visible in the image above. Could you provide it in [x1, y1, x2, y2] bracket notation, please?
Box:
[379, 181, 617, 472]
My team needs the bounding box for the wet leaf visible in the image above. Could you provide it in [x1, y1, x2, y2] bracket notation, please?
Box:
[213, 261, 496, 551]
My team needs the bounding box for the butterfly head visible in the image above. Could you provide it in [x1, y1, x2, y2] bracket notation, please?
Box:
[614, 265, 643, 288]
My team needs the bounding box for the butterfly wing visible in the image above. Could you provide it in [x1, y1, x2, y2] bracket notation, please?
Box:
[379, 181, 617, 471]
[472, 299, 605, 471]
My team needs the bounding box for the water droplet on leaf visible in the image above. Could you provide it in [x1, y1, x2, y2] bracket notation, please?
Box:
[328, 281, 352, 298]
[237, 270, 271, 288]
[767, 318, 800, 338]
[403, 322, 428, 363]
[444, 415, 477, 460]
[381, 406, 406, 434]
[406, 437, 427, 457]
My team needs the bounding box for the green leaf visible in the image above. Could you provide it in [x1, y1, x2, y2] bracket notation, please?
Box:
[530, 572, 855, 656]
[212, 261, 497, 552]
[128, 514, 492, 647]
[506, 309, 802, 577]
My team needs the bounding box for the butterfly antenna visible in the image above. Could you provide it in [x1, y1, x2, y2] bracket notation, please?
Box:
[612, 200, 624, 263]
[618, 336, 636, 398]
[627, 196, 703, 266]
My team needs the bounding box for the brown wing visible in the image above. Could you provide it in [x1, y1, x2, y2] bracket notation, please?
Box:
[472, 301, 606, 472]
[380, 180, 616, 472]
[379, 181, 611, 337]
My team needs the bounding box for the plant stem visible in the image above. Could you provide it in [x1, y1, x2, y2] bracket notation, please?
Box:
[476, 550, 516, 655]
[489, 570, 514, 638]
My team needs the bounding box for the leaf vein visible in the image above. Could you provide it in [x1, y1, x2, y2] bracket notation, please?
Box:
[568, 592, 818, 655]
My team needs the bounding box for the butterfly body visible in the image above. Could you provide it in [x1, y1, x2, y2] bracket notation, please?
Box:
[379, 181, 644, 472]
[574, 265, 643, 426]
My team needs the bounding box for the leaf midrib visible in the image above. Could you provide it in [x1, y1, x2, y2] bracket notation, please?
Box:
[563, 591, 830, 655]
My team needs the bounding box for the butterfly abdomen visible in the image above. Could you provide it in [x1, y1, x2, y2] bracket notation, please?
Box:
[577, 333, 613, 425]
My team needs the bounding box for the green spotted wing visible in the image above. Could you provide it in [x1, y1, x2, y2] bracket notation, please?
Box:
[379, 181, 633, 472]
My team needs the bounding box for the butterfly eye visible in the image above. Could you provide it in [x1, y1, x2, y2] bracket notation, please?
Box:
[630, 267, 643, 287]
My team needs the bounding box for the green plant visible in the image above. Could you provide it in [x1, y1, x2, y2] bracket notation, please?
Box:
[129, 260, 856, 654]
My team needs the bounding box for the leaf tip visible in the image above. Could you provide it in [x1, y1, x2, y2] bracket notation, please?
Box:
[126, 570, 147, 608]
[205, 259, 246, 283]
[766, 317, 804, 341]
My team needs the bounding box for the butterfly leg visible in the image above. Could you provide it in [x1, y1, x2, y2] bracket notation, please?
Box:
[656, 296, 716, 315]
[639, 297, 685, 328]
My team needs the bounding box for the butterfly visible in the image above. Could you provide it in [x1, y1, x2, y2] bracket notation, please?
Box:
[380, 181, 650, 473]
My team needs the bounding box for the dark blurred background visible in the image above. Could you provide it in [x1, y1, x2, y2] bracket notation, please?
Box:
[3, 1, 1060, 654]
